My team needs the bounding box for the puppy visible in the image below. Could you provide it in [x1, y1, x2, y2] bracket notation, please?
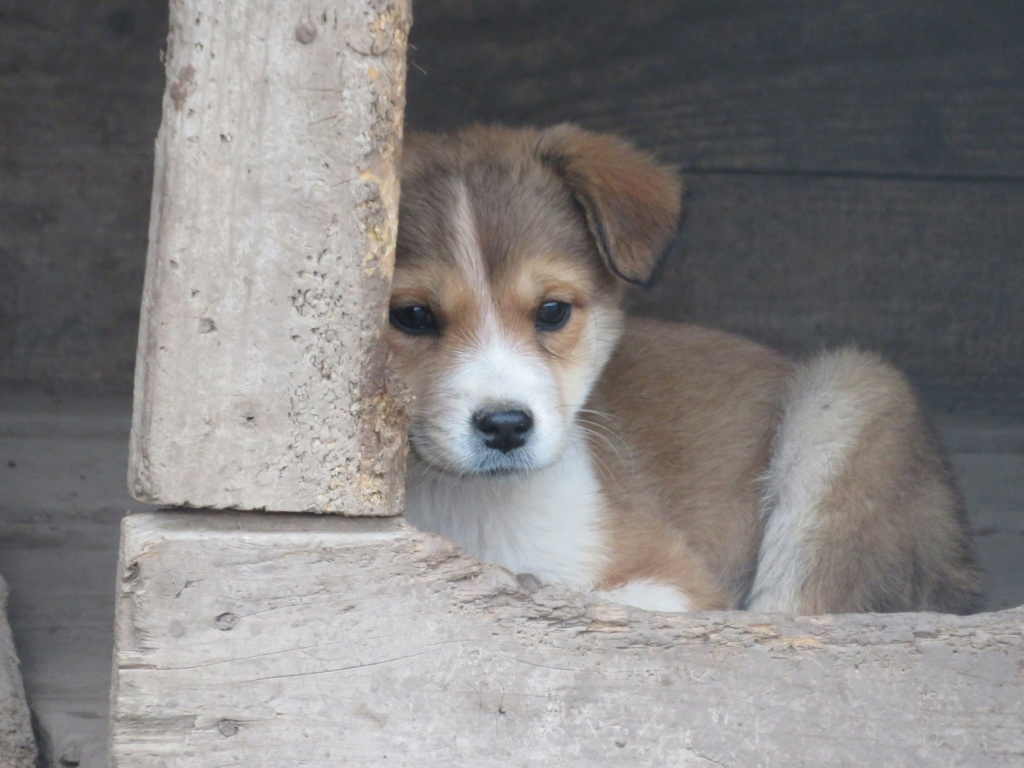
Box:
[388, 124, 980, 614]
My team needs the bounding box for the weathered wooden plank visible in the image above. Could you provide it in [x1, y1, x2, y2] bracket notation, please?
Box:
[128, 0, 411, 513]
[0, 574, 37, 768]
[111, 512, 1024, 768]
[0, 394, 157, 768]
[628, 173, 1024, 392]
[406, 0, 1024, 179]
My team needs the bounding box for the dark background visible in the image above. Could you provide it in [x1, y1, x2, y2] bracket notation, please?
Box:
[2, 1, 1022, 405]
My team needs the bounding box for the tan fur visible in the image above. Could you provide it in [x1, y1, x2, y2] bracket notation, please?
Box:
[587, 320, 793, 608]
[773, 350, 979, 613]
[392, 124, 981, 614]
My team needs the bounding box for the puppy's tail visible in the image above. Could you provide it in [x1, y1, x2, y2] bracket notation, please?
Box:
[745, 348, 980, 615]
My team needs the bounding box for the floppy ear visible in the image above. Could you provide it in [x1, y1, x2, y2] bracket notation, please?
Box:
[536, 124, 683, 285]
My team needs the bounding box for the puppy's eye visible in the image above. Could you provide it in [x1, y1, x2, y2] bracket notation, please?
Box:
[390, 305, 439, 335]
[535, 300, 571, 331]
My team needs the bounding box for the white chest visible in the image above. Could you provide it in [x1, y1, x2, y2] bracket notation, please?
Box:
[402, 439, 609, 590]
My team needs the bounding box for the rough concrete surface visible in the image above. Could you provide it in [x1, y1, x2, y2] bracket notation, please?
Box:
[1, 391, 1022, 767]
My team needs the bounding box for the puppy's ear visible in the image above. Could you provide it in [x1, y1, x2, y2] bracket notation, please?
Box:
[536, 124, 682, 285]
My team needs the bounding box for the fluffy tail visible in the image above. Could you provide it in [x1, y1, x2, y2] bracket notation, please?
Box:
[745, 348, 980, 614]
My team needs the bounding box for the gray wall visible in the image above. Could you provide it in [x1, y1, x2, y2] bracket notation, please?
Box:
[1, 0, 1022, 399]
[0, 2, 166, 392]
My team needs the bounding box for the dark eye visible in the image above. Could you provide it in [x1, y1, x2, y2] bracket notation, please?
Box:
[390, 305, 439, 335]
[535, 300, 571, 331]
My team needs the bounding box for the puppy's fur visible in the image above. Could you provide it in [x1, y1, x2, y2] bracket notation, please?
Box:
[389, 124, 980, 614]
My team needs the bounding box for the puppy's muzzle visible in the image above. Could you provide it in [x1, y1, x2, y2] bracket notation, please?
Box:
[473, 408, 534, 453]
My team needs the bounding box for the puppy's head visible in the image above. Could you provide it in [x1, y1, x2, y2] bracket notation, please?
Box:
[389, 124, 681, 476]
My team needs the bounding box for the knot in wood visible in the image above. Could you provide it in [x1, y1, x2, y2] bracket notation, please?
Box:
[295, 21, 317, 44]
[218, 720, 240, 737]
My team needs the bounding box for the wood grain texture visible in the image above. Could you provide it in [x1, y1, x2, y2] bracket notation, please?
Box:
[128, 0, 411, 513]
[111, 512, 1024, 768]
[406, 0, 1024, 180]
[628, 173, 1024, 391]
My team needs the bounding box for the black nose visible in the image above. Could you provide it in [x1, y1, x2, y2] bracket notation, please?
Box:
[473, 409, 533, 453]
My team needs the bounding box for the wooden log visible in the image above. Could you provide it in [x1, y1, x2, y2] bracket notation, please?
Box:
[0, 574, 38, 768]
[110, 512, 1024, 768]
[128, 0, 411, 513]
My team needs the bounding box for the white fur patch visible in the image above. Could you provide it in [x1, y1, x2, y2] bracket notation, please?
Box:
[404, 426, 608, 590]
[408, 180, 569, 475]
[411, 325, 565, 475]
[746, 350, 873, 613]
[593, 579, 694, 613]
[401, 179, 631, 594]
[450, 181, 490, 304]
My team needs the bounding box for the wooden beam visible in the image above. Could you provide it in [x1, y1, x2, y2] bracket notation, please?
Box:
[128, 0, 411, 513]
[111, 512, 1024, 767]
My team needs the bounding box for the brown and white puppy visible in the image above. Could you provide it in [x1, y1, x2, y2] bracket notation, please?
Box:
[389, 124, 980, 614]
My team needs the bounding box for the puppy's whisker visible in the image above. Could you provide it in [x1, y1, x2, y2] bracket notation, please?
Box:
[574, 416, 621, 444]
[573, 435, 615, 486]
[576, 407, 625, 426]
[575, 415, 629, 463]
[576, 423, 633, 484]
